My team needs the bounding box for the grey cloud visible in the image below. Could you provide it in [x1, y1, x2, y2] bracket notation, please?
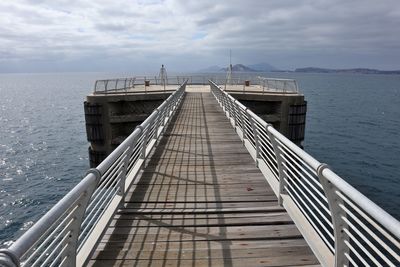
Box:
[0, 0, 399, 72]
[95, 22, 127, 32]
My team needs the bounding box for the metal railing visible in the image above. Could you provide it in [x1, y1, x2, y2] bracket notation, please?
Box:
[224, 76, 299, 93]
[93, 75, 299, 95]
[93, 76, 218, 94]
[0, 81, 187, 267]
[209, 81, 400, 267]
[257, 76, 299, 93]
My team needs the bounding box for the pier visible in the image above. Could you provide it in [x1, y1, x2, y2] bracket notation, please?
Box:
[89, 91, 317, 266]
[0, 78, 399, 267]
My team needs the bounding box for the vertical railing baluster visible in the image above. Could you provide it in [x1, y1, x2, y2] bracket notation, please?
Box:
[62, 170, 100, 267]
[139, 125, 148, 161]
[247, 111, 260, 166]
[266, 126, 286, 205]
[226, 96, 232, 118]
[318, 164, 349, 267]
[239, 106, 247, 143]
[94, 81, 98, 94]
[232, 100, 238, 128]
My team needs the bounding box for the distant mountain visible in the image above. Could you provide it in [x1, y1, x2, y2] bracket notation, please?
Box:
[197, 65, 222, 73]
[197, 63, 278, 73]
[248, 62, 278, 72]
[220, 64, 257, 72]
[295, 67, 400, 75]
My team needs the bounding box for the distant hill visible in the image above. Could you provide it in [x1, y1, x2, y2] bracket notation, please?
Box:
[197, 65, 222, 73]
[220, 64, 257, 72]
[295, 67, 400, 75]
[198, 62, 278, 73]
[248, 62, 278, 71]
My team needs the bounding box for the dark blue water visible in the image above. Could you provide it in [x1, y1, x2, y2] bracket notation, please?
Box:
[0, 72, 399, 246]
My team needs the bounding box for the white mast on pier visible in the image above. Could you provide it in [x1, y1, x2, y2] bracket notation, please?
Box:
[159, 64, 167, 86]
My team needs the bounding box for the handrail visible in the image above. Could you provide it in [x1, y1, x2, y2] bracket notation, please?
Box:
[224, 76, 298, 93]
[209, 80, 400, 267]
[93, 76, 221, 94]
[0, 80, 187, 267]
[93, 75, 300, 95]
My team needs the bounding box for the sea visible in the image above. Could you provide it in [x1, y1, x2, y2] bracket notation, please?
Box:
[0, 71, 399, 246]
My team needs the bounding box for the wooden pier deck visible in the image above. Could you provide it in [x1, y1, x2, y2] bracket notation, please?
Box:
[89, 89, 319, 266]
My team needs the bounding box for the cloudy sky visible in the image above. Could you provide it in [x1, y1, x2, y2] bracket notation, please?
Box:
[0, 0, 399, 73]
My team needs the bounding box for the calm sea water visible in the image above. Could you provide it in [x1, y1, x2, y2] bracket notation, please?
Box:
[0, 72, 399, 245]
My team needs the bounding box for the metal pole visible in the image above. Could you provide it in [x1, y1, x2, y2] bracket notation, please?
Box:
[318, 164, 349, 267]
[61, 171, 100, 267]
[94, 81, 98, 94]
[247, 111, 260, 166]
[266, 125, 286, 205]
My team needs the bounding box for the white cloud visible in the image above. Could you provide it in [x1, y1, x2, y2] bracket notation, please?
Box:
[0, 0, 399, 72]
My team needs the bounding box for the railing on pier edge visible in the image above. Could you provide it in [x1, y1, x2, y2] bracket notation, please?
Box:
[94, 75, 298, 95]
[0, 81, 187, 267]
[0, 78, 398, 267]
[209, 81, 400, 267]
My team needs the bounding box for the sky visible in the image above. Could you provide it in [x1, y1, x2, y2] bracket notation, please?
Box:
[0, 0, 399, 73]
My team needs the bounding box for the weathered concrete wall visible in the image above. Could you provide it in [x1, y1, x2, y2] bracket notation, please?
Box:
[84, 92, 172, 167]
[230, 92, 307, 147]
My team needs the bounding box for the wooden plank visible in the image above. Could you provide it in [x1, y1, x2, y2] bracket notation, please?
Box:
[92, 246, 315, 261]
[108, 213, 292, 227]
[112, 211, 286, 220]
[88, 257, 320, 267]
[90, 91, 319, 266]
[118, 206, 284, 215]
[101, 224, 303, 242]
[94, 238, 309, 251]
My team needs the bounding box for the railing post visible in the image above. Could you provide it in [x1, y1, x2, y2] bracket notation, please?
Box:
[154, 108, 163, 140]
[225, 94, 230, 115]
[120, 142, 134, 200]
[136, 125, 147, 162]
[226, 95, 232, 117]
[318, 164, 349, 267]
[283, 80, 287, 93]
[221, 93, 226, 111]
[247, 111, 260, 166]
[231, 100, 238, 128]
[0, 249, 19, 267]
[62, 169, 100, 267]
[165, 97, 174, 125]
[94, 81, 98, 94]
[160, 100, 169, 135]
[262, 80, 265, 94]
[239, 107, 247, 144]
[266, 125, 286, 205]
[228, 97, 235, 126]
